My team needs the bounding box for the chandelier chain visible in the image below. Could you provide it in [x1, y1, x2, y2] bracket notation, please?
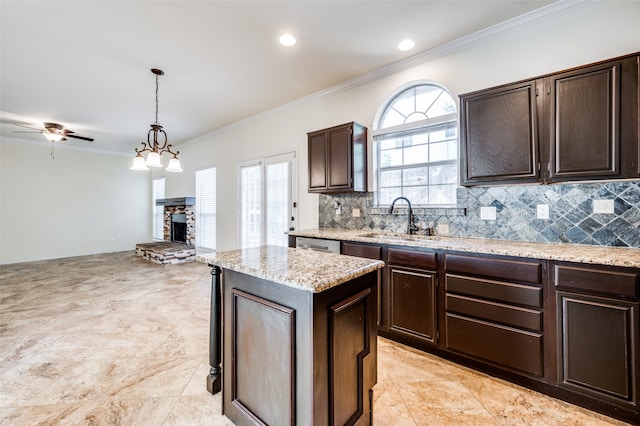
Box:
[155, 72, 159, 125]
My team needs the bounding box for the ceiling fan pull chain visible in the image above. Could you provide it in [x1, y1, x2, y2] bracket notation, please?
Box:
[51, 141, 55, 160]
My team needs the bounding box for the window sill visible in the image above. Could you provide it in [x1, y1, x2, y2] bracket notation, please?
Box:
[370, 206, 466, 216]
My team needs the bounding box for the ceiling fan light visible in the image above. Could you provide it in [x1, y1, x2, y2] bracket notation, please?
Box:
[45, 132, 64, 142]
[166, 157, 183, 172]
[130, 154, 149, 171]
[145, 151, 163, 168]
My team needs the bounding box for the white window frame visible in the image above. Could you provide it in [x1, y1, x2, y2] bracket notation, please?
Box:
[372, 81, 458, 207]
[239, 160, 263, 249]
[195, 166, 217, 253]
[152, 177, 165, 240]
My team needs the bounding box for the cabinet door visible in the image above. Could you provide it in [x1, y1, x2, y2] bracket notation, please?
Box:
[557, 291, 638, 407]
[389, 267, 437, 344]
[460, 80, 540, 185]
[342, 242, 383, 326]
[548, 62, 621, 180]
[327, 124, 352, 190]
[308, 131, 327, 190]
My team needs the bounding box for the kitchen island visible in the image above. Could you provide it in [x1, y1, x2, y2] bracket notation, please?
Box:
[197, 246, 384, 426]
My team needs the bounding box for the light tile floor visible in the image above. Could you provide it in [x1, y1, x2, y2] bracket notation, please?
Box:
[0, 252, 631, 425]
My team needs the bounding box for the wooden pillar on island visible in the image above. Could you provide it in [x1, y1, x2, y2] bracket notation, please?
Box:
[207, 265, 222, 394]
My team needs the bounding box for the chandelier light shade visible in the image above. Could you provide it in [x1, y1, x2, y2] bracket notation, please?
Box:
[131, 68, 182, 172]
[130, 152, 149, 171]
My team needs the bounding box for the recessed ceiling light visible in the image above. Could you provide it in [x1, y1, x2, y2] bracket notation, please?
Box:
[279, 33, 296, 47]
[398, 39, 415, 51]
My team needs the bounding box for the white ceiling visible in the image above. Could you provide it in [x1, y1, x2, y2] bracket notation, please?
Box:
[1, 0, 556, 155]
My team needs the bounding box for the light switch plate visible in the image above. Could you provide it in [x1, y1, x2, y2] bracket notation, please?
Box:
[480, 206, 497, 221]
[593, 199, 615, 214]
[537, 204, 550, 220]
[352, 208, 361, 218]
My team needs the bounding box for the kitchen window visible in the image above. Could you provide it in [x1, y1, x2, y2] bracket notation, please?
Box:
[196, 167, 216, 252]
[240, 152, 297, 248]
[152, 177, 165, 240]
[374, 82, 458, 206]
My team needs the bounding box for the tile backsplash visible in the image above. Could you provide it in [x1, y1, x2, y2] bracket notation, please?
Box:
[319, 181, 640, 247]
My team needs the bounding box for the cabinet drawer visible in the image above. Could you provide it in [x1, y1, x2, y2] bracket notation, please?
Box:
[342, 242, 382, 260]
[446, 313, 543, 377]
[554, 264, 639, 298]
[388, 248, 437, 270]
[446, 274, 542, 308]
[446, 294, 542, 332]
[445, 254, 541, 284]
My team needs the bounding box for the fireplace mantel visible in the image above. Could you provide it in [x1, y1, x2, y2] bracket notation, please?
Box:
[156, 197, 195, 207]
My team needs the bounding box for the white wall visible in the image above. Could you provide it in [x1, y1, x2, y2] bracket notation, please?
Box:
[168, 1, 640, 251]
[0, 138, 151, 264]
[2, 1, 638, 261]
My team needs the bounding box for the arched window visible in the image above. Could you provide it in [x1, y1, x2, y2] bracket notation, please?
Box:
[374, 82, 457, 206]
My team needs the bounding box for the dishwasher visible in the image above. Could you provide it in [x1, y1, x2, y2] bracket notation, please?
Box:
[295, 237, 341, 254]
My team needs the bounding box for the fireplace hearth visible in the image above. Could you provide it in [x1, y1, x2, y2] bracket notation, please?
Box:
[135, 197, 196, 265]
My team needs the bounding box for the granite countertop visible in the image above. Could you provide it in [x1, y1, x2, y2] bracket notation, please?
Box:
[196, 245, 384, 293]
[288, 228, 640, 269]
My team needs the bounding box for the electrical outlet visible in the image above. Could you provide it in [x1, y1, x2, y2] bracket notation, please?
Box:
[593, 199, 614, 214]
[352, 208, 361, 218]
[480, 206, 497, 221]
[438, 223, 449, 235]
[537, 204, 550, 220]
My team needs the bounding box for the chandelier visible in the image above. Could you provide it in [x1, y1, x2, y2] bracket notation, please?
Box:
[131, 68, 182, 172]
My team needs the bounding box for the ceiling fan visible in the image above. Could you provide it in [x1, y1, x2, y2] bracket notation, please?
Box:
[13, 122, 94, 159]
[14, 122, 94, 142]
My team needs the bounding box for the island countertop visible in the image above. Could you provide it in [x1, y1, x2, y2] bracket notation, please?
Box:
[197, 245, 384, 293]
[288, 228, 640, 269]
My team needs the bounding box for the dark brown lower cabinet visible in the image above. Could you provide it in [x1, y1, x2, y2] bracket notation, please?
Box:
[554, 262, 640, 414]
[557, 292, 638, 405]
[444, 253, 545, 377]
[342, 241, 383, 327]
[383, 248, 438, 346]
[290, 235, 640, 423]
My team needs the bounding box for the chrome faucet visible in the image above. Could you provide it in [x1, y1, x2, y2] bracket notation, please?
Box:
[388, 196, 419, 234]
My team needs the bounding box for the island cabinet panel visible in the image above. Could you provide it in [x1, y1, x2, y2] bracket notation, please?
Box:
[553, 262, 640, 413]
[380, 248, 438, 346]
[230, 289, 295, 425]
[444, 253, 545, 378]
[307, 122, 367, 194]
[329, 289, 371, 426]
[222, 269, 378, 426]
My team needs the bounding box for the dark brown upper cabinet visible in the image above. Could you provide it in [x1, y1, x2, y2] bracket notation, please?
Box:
[460, 80, 540, 185]
[460, 52, 639, 186]
[307, 122, 367, 193]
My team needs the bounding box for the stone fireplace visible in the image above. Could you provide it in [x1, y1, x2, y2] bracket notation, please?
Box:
[158, 197, 195, 245]
[135, 197, 197, 265]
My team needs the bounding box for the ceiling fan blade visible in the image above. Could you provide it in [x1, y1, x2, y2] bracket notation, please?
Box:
[13, 130, 42, 133]
[66, 134, 94, 142]
[13, 123, 42, 131]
